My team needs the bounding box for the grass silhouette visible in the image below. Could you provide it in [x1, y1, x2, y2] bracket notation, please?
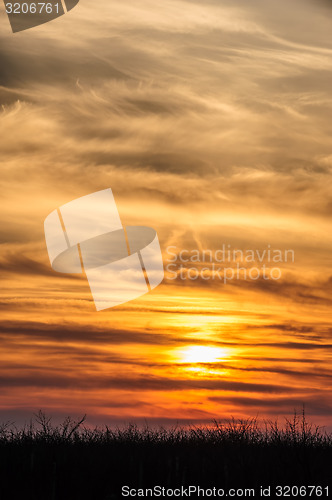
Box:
[0, 409, 331, 499]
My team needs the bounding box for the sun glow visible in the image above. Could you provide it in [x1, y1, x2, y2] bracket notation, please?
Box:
[179, 346, 228, 364]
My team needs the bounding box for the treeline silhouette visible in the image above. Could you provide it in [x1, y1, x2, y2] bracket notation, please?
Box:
[0, 409, 331, 499]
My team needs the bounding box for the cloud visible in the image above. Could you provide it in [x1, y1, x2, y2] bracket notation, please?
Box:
[209, 395, 332, 417]
[0, 0, 332, 425]
[0, 371, 301, 394]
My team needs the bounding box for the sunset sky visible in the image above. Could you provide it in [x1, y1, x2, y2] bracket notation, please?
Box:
[0, 0, 332, 428]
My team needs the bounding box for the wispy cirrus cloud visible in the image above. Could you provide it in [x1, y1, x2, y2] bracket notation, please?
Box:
[0, 0, 332, 425]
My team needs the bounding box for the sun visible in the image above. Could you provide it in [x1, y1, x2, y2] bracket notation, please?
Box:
[179, 345, 228, 364]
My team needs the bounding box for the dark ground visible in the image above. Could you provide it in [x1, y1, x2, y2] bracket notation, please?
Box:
[0, 411, 331, 500]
